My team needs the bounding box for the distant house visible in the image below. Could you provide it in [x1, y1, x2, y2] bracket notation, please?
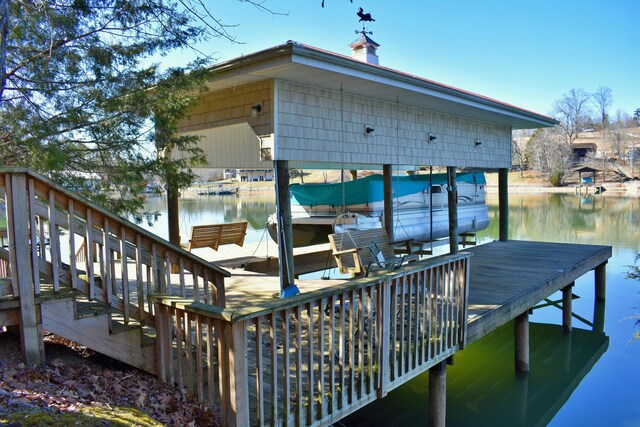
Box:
[236, 169, 273, 182]
[573, 143, 597, 162]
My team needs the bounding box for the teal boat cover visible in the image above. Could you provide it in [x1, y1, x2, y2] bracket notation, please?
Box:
[290, 172, 485, 207]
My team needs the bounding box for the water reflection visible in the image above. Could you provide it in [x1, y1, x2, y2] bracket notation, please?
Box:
[480, 194, 640, 251]
[140, 194, 275, 242]
[343, 322, 608, 427]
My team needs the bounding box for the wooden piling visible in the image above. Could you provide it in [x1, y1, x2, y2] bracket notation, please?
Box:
[514, 312, 529, 373]
[595, 262, 607, 301]
[383, 164, 394, 242]
[274, 160, 295, 293]
[429, 360, 447, 427]
[447, 167, 458, 254]
[562, 282, 574, 333]
[499, 168, 509, 242]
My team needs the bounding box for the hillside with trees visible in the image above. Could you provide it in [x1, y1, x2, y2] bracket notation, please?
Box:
[513, 87, 640, 186]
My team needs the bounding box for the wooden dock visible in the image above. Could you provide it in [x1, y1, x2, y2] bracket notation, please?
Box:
[462, 240, 611, 344]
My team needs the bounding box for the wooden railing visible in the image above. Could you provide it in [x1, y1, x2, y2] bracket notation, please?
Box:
[0, 168, 230, 363]
[152, 252, 471, 427]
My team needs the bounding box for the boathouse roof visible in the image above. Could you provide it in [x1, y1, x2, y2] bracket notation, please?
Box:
[203, 40, 557, 130]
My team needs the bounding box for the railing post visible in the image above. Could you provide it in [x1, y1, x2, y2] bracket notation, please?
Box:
[227, 320, 250, 427]
[6, 172, 45, 365]
[378, 279, 392, 398]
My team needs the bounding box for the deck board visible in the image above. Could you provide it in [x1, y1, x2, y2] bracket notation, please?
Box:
[463, 240, 611, 344]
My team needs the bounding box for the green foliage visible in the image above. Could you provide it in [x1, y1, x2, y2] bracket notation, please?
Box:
[1, 0, 211, 217]
[549, 169, 564, 187]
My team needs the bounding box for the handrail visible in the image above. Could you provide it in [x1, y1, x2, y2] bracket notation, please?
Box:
[152, 253, 471, 426]
[0, 168, 230, 331]
[0, 167, 229, 277]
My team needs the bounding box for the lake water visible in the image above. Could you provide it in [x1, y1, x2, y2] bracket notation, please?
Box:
[142, 192, 640, 426]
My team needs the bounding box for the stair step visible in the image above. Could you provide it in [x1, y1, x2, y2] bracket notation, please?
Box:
[141, 326, 156, 347]
[75, 299, 115, 319]
[110, 316, 142, 334]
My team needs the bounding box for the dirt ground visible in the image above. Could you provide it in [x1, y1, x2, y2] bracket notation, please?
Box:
[0, 330, 220, 426]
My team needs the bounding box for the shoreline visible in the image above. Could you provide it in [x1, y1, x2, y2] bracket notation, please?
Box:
[180, 182, 639, 198]
[486, 182, 638, 195]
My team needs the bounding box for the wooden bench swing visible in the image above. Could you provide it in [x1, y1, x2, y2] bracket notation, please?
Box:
[183, 221, 248, 252]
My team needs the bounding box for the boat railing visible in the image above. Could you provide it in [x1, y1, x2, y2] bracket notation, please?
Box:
[152, 252, 471, 426]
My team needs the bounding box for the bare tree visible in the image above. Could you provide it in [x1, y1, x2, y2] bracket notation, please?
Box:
[512, 130, 531, 177]
[592, 86, 613, 130]
[553, 88, 593, 148]
[527, 127, 572, 183]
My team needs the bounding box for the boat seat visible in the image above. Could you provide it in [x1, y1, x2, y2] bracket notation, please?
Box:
[328, 228, 417, 276]
[182, 221, 248, 252]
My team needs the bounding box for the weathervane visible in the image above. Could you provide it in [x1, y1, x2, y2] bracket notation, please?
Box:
[355, 25, 373, 37]
[355, 7, 375, 36]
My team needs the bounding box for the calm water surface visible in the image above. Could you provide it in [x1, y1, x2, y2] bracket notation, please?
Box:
[143, 192, 640, 426]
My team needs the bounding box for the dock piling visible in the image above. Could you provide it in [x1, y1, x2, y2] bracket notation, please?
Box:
[562, 282, 574, 333]
[595, 262, 607, 301]
[514, 312, 529, 373]
[429, 360, 447, 427]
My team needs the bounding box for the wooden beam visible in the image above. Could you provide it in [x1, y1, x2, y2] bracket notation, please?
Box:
[499, 168, 509, 242]
[429, 360, 447, 427]
[514, 312, 529, 373]
[447, 167, 458, 254]
[383, 164, 394, 242]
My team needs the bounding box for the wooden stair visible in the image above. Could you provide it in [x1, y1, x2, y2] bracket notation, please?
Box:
[40, 294, 156, 373]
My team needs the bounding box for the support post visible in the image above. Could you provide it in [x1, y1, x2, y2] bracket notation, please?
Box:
[562, 282, 574, 333]
[227, 320, 250, 427]
[383, 164, 394, 242]
[595, 262, 607, 301]
[274, 160, 298, 297]
[429, 360, 447, 427]
[378, 279, 392, 398]
[349, 169, 358, 180]
[498, 168, 509, 242]
[447, 167, 458, 254]
[6, 173, 45, 365]
[514, 312, 529, 373]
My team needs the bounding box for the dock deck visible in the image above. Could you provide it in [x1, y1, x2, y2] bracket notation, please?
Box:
[463, 240, 611, 344]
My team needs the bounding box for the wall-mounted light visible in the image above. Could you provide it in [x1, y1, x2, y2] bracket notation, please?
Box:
[474, 139, 482, 147]
[364, 125, 375, 136]
[251, 104, 262, 117]
[428, 133, 437, 143]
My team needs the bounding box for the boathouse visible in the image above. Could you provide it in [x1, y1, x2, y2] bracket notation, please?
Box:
[0, 37, 612, 427]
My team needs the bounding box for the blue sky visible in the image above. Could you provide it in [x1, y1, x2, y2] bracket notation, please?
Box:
[171, 0, 638, 118]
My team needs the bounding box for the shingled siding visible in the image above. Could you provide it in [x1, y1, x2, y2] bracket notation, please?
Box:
[275, 81, 512, 169]
[178, 80, 274, 137]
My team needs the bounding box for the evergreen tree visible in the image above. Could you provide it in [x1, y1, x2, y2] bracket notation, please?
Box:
[0, 0, 234, 217]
